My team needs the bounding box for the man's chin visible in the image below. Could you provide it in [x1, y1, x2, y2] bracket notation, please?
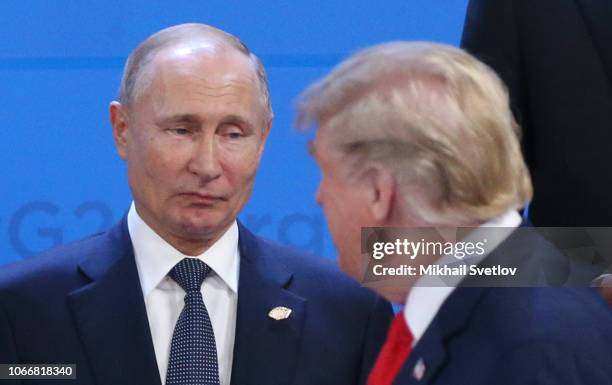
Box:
[174, 214, 231, 239]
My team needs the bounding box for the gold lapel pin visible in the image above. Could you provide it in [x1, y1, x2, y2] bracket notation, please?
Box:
[268, 306, 292, 320]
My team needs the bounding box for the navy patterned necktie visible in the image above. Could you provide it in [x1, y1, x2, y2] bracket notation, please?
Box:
[166, 258, 220, 385]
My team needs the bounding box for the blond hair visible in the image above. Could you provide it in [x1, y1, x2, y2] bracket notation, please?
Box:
[297, 42, 532, 224]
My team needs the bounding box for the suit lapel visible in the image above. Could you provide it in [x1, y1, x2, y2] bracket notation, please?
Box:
[67, 219, 161, 385]
[393, 288, 489, 385]
[393, 322, 446, 385]
[574, 0, 612, 87]
[230, 224, 306, 385]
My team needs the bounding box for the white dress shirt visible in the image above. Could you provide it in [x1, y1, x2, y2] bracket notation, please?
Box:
[128, 203, 239, 385]
[403, 210, 522, 346]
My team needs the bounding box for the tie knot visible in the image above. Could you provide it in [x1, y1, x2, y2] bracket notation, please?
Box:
[389, 313, 413, 345]
[170, 258, 211, 293]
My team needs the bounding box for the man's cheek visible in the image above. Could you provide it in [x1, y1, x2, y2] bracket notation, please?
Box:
[148, 154, 180, 175]
[235, 161, 260, 183]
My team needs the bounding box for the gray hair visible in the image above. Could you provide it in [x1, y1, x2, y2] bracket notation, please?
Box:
[118, 23, 272, 119]
[297, 42, 532, 224]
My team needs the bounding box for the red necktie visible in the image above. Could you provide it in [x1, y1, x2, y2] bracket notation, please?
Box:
[367, 312, 414, 385]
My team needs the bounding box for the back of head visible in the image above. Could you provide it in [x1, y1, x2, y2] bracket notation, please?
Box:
[297, 42, 532, 225]
[118, 23, 272, 118]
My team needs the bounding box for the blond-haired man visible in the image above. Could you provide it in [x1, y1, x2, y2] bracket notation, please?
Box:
[298, 42, 612, 385]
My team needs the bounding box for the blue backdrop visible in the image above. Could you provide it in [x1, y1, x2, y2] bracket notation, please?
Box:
[0, 1, 468, 265]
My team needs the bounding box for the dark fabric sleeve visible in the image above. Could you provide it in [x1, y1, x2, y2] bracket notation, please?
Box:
[485, 340, 612, 385]
[356, 296, 393, 385]
[461, 0, 533, 166]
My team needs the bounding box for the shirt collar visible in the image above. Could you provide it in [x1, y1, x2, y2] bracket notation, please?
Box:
[127, 202, 240, 298]
[403, 209, 521, 345]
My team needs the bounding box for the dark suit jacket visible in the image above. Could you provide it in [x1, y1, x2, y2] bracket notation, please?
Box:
[0, 218, 393, 385]
[393, 227, 612, 385]
[461, 0, 612, 226]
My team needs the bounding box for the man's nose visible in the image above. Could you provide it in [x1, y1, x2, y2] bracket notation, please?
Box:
[187, 136, 222, 182]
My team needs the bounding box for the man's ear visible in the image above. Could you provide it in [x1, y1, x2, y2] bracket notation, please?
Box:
[363, 165, 396, 223]
[110, 101, 129, 160]
[263, 117, 272, 140]
[257, 117, 273, 157]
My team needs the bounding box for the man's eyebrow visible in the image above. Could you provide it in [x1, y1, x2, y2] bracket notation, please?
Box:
[220, 114, 255, 131]
[155, 113, 257, 131]
[156, 114, 201, 125]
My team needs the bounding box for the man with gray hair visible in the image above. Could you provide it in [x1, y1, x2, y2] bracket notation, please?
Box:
[0, 24, 392, 385]
[298, 42, 612, 384]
